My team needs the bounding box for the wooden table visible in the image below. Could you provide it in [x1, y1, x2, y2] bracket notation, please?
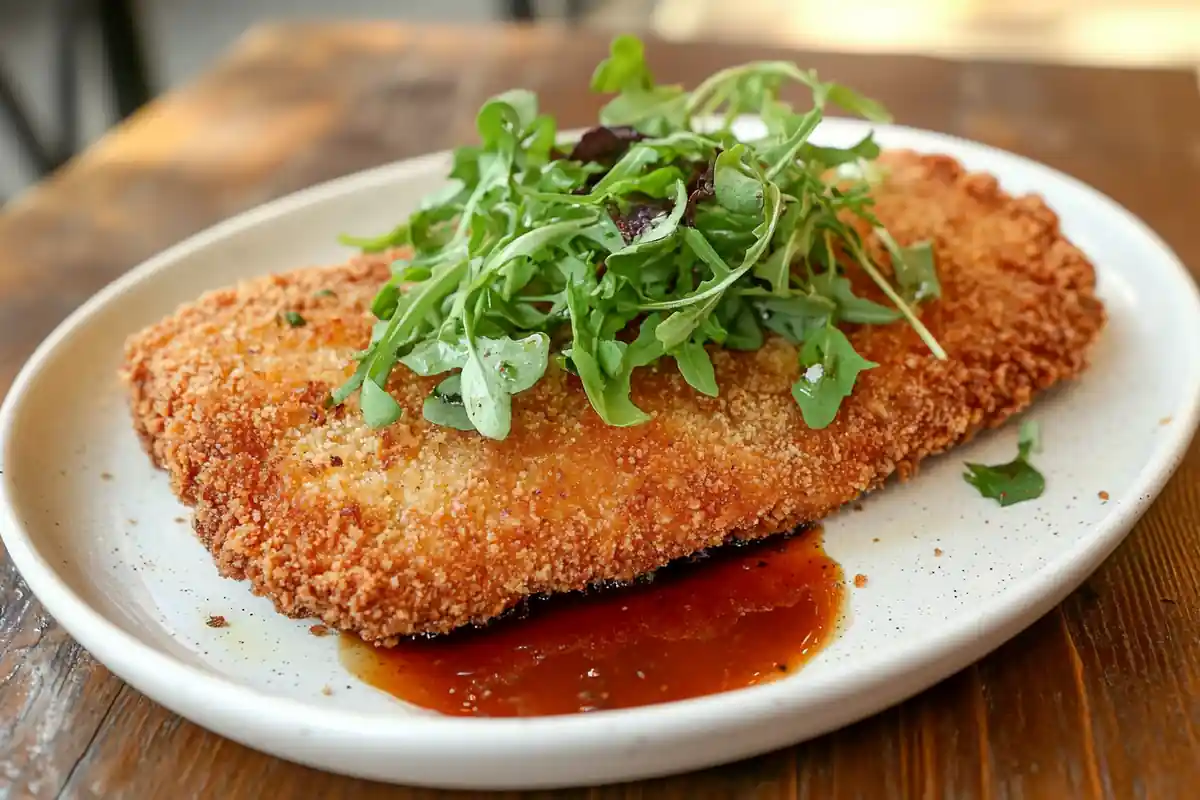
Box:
[2, 23, 1198, 799]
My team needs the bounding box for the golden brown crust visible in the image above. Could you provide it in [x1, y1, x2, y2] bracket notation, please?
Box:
[121, 151, 1105, 643]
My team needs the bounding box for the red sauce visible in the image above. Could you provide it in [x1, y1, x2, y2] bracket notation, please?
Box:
[340, 528, 844, 717]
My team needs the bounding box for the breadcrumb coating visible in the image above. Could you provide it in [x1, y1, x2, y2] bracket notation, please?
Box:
[121, 151, 1105, 643]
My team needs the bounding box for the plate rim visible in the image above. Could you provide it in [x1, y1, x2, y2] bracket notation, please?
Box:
[2, 118, 1198, 780]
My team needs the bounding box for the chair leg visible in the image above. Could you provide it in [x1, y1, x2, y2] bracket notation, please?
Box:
[0, 65, 58, 175]
[506, 0, 535, 21]
[55, 0, 81, 164]
[0, 0, 137, 177]
[97, 0, 153, 120]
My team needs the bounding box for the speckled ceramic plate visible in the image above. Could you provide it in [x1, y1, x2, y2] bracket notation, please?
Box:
[2, 119, 1198, 790]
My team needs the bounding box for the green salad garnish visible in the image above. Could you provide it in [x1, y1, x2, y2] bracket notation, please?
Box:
[964, 420, 1046, 506]
[334, 34, 945, 439]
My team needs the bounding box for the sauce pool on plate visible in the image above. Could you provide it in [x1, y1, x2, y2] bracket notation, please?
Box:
[340, 527, 845, 716]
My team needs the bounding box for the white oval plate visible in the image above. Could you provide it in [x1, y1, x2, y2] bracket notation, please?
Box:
[2, 119, 1198, 790]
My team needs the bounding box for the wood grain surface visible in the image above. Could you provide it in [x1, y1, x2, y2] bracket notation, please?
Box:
[1, 22, 1198, 799]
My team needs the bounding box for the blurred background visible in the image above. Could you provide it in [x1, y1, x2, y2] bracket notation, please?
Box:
[2, 0, 1198, 201]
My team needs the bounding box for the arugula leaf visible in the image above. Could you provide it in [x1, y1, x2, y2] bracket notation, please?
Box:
[457, 354, 506, 439]
[605, 181, 689, 274]
[810, 272, 901, 324]
[719, 298, 765, 350]
[422, 374, 477, 431]
[361, 378, 403, 428]
[758, 294, 835, 343]
[592, 37, 686, 134]
[395, 263, 432, 282]
[459, 330, 550, 439]
[587, 144, 661, 196]
[590, 34, 654, 93]
[602, 313, 666, 421]
[682, 227, 732, 277]
[755, 200, 811, 296]
[625, 182, 688, 249]
[566, 282, 653, 426]
[875, 228, 941, 303]
[483, 333, 551, 393]
[399, 338, 468, 376]
[478, 218, 596, 284]
[536, 159, 598, 192]
[647, 180, 782, 349]
[683, 60, 892, 126]
[597, 339, 626, 378]
[825, 83, 892, 122]
[589, 166, 685, 201]
[371, 284, 401, 319]
[450, 91, 532, 240]
[801, 133, 880, 167]
[333, 258, 467, 409]
[600, 88, 688, 135]
[672, 341, 719, 397]
[790, 325, 877, 429]
[524, 114, 558, 166]
[578, 215, 625, 253]
[963, 421, 1046, 506]
[760, 108, 821, 179]
[639, 130, 724, 160]
[843, 232, 947, 360]
[338, 225, 409, 253]
[714, 145, 764, 215]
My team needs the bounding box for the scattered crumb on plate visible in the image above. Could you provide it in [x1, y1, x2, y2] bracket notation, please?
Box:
[1160, 416, 1173, 426]
[1098, 490, 1110, 502]
[309, 624, 331, 637]
[100, 472, 113, 481]
[174, 516, 187, 524]
[934, 548, 944, 557]
[872, 537, 880, 543]
[854, 574, 868, 588]
[205, 615, 228, 628]
[321, 685, 333, 696]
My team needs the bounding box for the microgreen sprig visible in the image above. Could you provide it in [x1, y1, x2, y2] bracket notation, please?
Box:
[334, 34, 946, 439]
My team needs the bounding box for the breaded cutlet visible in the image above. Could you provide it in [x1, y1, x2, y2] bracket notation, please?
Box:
[121, 150, 1106, 644]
